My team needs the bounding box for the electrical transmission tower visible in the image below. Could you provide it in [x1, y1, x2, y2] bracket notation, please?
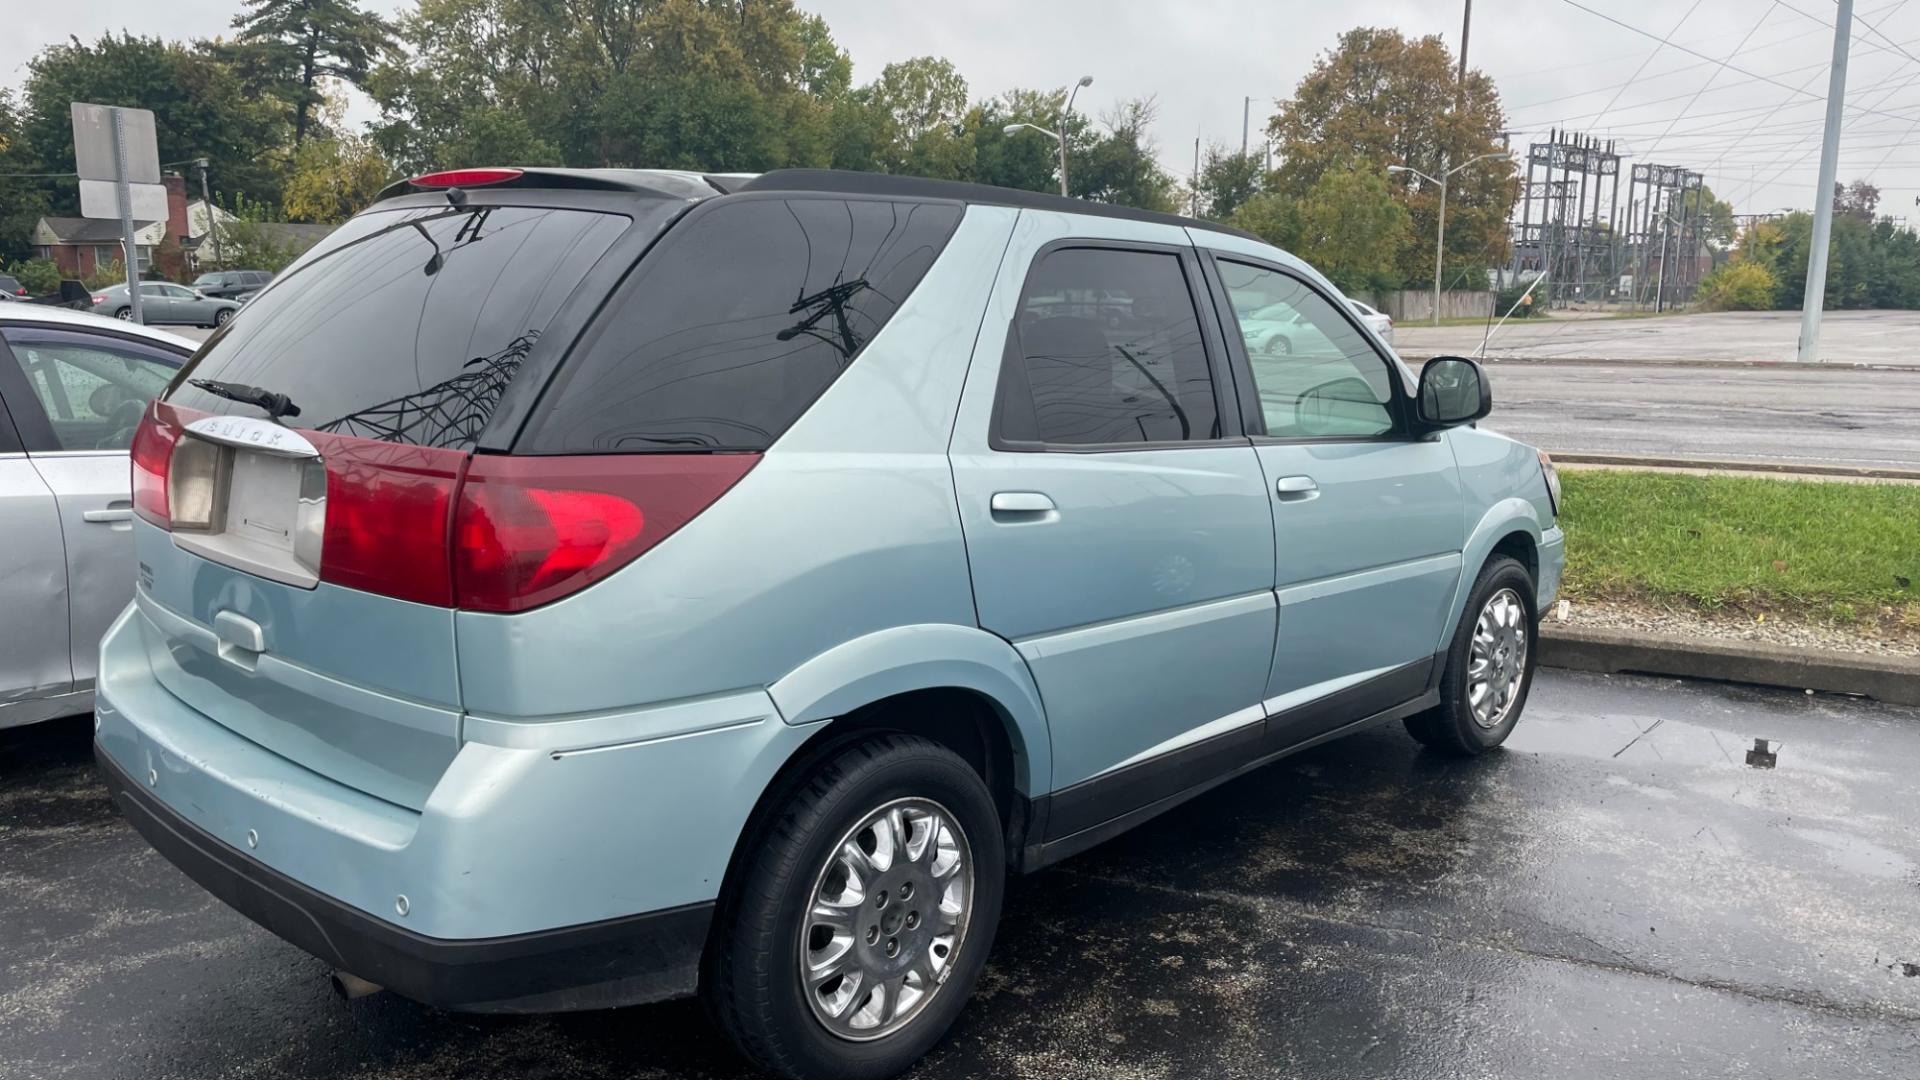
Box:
[1512, 128, 1708, 312]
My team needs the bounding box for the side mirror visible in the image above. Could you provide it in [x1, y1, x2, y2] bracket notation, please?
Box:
[1417, 356, 1492, 428]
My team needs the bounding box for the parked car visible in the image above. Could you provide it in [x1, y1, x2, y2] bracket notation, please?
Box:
[0, 305, 191, 730]
[190, 269, 272, 300]
[90, 282, 242, 328]
[96, 168, 1562, 1080]
[1347, 296, 1395, 345]
[0, 273, 27, 299]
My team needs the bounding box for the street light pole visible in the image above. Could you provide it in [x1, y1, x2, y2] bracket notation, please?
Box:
[1059, 75, 1092, 197]
[1389, 150, 1512, 327]
[1799, 0, 1853, 363]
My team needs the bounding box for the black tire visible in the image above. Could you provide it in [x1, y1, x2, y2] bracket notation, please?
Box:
[214, 308, 232, 326]
[706, 733, 1005, 1080]
[1405, 555, 1538, 756]
[1264, 333, 1292, 356]
[114, 306, 133, 321]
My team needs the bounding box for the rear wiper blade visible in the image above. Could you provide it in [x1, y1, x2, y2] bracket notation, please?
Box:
[188, 378, 302, 420]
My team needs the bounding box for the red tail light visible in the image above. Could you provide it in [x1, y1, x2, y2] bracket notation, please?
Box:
[309, 433, 466, 607]
[130, 403, 189, 527]
[92, 294, 108, 305]
[452, 454, 758, 613]
[412, 168, 523, 189]
[130, 402, 753, 611]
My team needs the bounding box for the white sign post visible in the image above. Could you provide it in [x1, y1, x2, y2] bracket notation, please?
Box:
[71, 103, 164, 323]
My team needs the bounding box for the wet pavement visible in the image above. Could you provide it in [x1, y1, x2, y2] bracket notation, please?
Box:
[4, 668, 1918, 1079]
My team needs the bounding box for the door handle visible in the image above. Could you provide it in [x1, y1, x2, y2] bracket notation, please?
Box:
[82, 507, 133, 523]
[1274, 475, 1319, 502]
[990, 491, 1056, 518]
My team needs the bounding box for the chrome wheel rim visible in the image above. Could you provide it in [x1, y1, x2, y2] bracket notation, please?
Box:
[1469, 587, 1528, 729]
[800, 797, 973, 1042]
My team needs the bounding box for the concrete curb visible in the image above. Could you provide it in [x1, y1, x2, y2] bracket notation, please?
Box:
[1470, 354, 1920, 373]
[1538, 624, 1920, 708]
[1549, 452, 1920, 482]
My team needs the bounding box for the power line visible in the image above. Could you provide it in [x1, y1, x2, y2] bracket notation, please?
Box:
[1552, 0, 1920, 126]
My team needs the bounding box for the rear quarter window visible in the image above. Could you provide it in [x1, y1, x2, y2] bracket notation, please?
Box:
[166, 204, 632, 448]
[523, 195, 963, 453]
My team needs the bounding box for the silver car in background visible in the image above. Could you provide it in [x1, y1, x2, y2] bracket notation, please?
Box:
[0, 306, 191, 728]
[90, 282, 242, 328]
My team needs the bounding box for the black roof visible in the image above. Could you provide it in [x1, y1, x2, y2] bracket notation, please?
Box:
[735, 170, 1257, 240]
[373, 166, 1255, 241]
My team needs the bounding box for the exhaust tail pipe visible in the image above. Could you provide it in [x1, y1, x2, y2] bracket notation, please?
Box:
[330, 971, 383, 1001]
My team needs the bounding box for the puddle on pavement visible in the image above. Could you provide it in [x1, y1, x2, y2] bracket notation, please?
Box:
[1508, 710, 1770, 769]
[1786, 827, 1917, 880]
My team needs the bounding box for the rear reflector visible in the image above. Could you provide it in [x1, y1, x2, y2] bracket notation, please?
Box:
[411, 168, 524, 189]
[453, 453, 759, 613]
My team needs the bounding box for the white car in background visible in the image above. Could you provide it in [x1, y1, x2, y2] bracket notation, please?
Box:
[1346, 297, 1394, 345]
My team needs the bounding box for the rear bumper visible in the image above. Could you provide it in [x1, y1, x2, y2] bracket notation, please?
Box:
[98, 743, 711, 1013]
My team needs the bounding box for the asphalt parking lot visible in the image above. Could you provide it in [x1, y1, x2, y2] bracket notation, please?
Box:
[4, 668, 1917, 1079]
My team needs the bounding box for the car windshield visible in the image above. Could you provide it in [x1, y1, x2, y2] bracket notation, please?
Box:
[193, 275, 221, 285]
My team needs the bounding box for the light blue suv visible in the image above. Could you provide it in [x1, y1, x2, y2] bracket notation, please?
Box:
[96, 167, 1563, 1080]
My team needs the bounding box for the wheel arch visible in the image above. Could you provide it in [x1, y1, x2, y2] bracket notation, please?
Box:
[1437, 499, 1545, 653]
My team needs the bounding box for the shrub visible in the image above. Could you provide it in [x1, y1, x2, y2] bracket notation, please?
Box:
[1695, 260, 1776, 311]
[82, 259, 129, 291]
[6, 257, 61, 295]
[1494, 283, 1544, 318]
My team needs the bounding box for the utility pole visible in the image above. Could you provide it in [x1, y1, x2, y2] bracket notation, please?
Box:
[1458, 0, 1473, 83]
[1799, 0, 1852, 363]
[1242, 96, 1251, 157]
[1192, 135, 1201, 217]
[195, 157, 221, 269]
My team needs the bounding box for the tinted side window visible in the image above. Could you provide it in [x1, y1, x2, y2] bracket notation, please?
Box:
[527, 196, 962, 452]
[995, 247, 1219, 446]
[168, 205, 633, 448]
[1217, 261, 1396, 439]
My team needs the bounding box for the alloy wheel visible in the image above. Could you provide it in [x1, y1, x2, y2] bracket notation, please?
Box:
[1468, 587, 1528, 729]
[799, 797, 973, 1041]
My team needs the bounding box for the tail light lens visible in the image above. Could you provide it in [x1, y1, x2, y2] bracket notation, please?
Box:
[309, 434, 466, 607]
[92, 294, 108, 305]
[131, 403, 755, 612]
[453, 454, 758, 613]
[130, 403, 189, 527]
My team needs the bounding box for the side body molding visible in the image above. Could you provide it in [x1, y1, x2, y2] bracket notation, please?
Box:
[767, 623, 1051, 796]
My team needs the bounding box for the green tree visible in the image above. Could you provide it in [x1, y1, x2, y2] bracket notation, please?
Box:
[1228, 191, 1302, 249]
[963, 87, 1096, 193]
[230, 0, 395, 146]
[14, 34, 290, 223]
[1290, 167, 1409, 292]
[863, 56, 973, 178]
[5, 257, 62, 294]
[1694, 186, 1737, 252]
[1072, 98, 1178, 212]
[211, 193, 305, 272]
[1268, 27, 1516, 285]
[1695, 260, 1776, 310]
[1196, 146, 1264, 221]
[282, 128, 391, 222]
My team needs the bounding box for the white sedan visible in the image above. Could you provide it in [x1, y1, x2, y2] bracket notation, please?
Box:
[1346, 297, 1395, 345]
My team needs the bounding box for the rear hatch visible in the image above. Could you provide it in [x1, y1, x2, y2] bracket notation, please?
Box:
[130, 186, 666, 809]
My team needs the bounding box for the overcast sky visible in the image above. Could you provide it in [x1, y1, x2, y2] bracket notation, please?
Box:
[5, 0, 1914, 219]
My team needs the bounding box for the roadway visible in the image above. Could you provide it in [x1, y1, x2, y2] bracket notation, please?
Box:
[1481, 360, 1920, 471]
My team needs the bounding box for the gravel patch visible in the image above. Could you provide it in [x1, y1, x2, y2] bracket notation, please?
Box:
[1549, 597, 1920, 659]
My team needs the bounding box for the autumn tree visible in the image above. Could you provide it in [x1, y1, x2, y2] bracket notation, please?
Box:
[1268, 27, 1516, 287]
[282, 94, 391, 222]
[231, 0, 394, 146]
[1071, 98, 1178, 213]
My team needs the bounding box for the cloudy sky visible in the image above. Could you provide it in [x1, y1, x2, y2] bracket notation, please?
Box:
[4, 0, 1912, 219]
